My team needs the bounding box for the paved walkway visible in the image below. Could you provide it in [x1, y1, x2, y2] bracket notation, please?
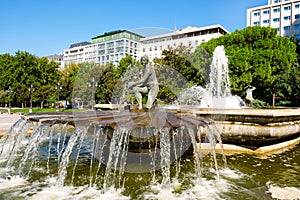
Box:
[0, 114, 22, 136]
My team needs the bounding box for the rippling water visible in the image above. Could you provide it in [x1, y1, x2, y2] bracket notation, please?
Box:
[0, 141, 299, 199]
[0, 118, 300, 199]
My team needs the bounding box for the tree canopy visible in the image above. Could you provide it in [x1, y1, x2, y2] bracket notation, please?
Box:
[0, 51, 60, 108]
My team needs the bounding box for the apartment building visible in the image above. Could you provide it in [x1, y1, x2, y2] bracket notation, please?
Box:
[62, 25, 228, 67]
[63, 30, 143, 67]
[138, 24, 229, 61]
[247, 0, 300, 38]
[45, 54, 64, 68]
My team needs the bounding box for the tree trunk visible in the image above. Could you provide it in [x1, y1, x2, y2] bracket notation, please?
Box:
[40, 100, 44, 109]
[272, 93, 276, 107]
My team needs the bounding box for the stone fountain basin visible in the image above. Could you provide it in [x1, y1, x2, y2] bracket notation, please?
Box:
[179, 107, 300, 147]
[22, 110, 214, 152]
[22, 107, 300, 148]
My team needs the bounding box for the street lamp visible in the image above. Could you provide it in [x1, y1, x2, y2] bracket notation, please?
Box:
[88, 77, 98, 110]
[55, 82, 62, 112]
[28, 84, 35, 113]
[8, 86, 12, 115]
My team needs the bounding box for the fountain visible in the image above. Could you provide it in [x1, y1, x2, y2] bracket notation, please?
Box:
[178, 45, 300, 151]
[0, 109, 228, 199]
[178, 45, 245, 108]
[1, 46, 300, 199]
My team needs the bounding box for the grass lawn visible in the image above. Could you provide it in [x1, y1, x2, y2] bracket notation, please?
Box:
[1, 107, 84, 115]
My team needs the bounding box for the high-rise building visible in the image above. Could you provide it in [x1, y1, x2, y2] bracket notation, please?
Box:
[247, 0, 300, 38]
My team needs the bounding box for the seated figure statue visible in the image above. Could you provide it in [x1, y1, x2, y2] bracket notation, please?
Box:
[127, 55, 159, 110]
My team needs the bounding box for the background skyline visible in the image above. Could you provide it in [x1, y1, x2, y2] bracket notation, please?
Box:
[0, 0, 266, 57]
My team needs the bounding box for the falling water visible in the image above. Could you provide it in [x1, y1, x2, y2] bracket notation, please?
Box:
[0, 113, 228, 199]
[208, 45, 231, 98]
[178, 45, 245, 108]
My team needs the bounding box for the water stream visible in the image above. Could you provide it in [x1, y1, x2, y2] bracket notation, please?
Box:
[1, 116, 299, 199]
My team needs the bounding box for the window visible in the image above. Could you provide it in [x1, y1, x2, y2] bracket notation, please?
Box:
[263, 9, 270, 15]
[254, 21, 260, 26]
[273, 8, 280, 13]
[274, 0, 281, 3]
[295, 4, 300, 9]
[284, 16, 291, 20]
[284, 26, 290, 31]
[284, 6, 291, 11]
[263, 20, 270, 24]
[273, 18, 280, 22]
[294, 24, 300, 29]
[254, 12, 260, 16]
[295, 14, 300, 19]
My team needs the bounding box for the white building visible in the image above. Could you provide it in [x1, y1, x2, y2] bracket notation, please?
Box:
[45, 54, 64, 68]
[138, 24, 229, 61]
[63, 30, 143, 67]
[247, 0, 300, 38]
[63, 25, 229, 67]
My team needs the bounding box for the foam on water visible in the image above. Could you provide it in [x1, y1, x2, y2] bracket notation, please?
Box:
[0, 175, 27, 190]
[28, 185, 130, 200]
[267, 181, 300, 200]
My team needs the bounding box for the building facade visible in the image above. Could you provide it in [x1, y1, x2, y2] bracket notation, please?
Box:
[62, 25, 228, 67]
[138, 24, 229, 61]
[46, 54, 64, 68]
[63, 30, 143, 67]
[247, 0, 300, 38]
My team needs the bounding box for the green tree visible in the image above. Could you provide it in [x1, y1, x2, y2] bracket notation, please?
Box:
[154, 45, 201, 103]
[0, 51, 61, 108]
[35, 57, 61, 108]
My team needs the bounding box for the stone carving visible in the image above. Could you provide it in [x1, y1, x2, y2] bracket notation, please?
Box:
[245, 85, 256, 106]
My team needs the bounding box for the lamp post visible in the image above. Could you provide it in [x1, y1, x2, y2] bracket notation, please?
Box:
[88, 77, 98, 110]
[55, 82, 62, 112]
[28, 84, 35, 113]
[8, 86, 12, 115]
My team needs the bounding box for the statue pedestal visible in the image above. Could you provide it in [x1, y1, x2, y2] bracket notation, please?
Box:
[129, 107, 151, 112]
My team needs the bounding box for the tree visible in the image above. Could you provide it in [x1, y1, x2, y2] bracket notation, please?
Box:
[153, 45, 201, 103]
[0, 51, 61, 108]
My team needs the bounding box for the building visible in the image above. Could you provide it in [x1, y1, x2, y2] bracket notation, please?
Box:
[137, 24, 229, 61]
[62, 25, 229, 67]
[247, 0, 300, 38]
[63, 41, 91, 67]
[46, 54, 64, 68]
[63, 30, 144, 67]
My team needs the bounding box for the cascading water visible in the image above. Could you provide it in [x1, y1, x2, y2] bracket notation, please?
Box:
[0, 111, 229, 199]
[178, 45, 245, 108]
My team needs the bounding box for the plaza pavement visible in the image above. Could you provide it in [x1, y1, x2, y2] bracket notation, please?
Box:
[0, 113, 22, 136]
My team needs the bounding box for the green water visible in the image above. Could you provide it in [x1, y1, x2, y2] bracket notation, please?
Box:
[1, 143, 299, 199]
[0, 119, 299, 199]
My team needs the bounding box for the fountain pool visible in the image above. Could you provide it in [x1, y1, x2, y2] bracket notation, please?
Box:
[0, 110, 300, 199]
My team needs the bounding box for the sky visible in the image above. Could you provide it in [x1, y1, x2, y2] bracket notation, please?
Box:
[0, 0, 267, 57]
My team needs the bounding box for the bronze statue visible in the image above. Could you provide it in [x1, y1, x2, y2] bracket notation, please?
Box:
[127, 55, 159, 110]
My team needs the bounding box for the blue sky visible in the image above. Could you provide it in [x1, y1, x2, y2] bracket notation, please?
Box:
[0, 0, 266, 57]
